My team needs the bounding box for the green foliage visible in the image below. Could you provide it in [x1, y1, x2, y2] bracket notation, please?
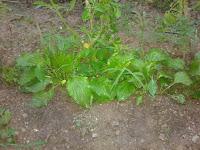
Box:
[0, 2, 10, 16]
[0, 67, 18, 85]
[171, 94, 186, 104]
[31, 88, 55, 108]
[155, 0, 197, 51]
[147, 79, 157, 97]
[0, 108, 15, 145]
[4, 0, 198, 108]
[174, 71, 192, 86]
[149, 0, 175, 11]
[67, 76, 93, 107]
[193, 1, 200, 11]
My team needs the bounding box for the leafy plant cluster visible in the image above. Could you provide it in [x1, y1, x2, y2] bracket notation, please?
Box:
[155, 0, 199, 51]
[0, 108, 15, 145]
[124, 0, 199, 55]
[5, 0, 200, 108]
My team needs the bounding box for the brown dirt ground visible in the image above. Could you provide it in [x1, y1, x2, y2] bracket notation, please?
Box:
[1, 2, 200, 150]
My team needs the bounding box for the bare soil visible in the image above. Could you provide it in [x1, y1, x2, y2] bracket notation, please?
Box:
[1, 2, 200, 150]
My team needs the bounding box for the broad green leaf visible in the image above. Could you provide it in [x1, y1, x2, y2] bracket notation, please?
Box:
[90, 77, 113, 102]
[147, 79, 157, 97]
[16, 53, 43, 67]
[166, 58, 185, 70]
[67, 76, 93, 107]
[19, 68, 36, 85]
[25, 79, 51, 93]
[31, 88, 55, 108]
[136, 96, 143, 106]
[174, 72, 192, 86]
[116, 82, 135, 101]
[171, 94, 186, 104]
[190, 60, 200, 76]
[34, 65, 46, 81]
[0, 108, 12, 126]
[145, 49, 168, 62]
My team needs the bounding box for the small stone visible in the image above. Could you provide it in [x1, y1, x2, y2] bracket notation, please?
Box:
[33, 129, 39, 132]
[112, 121, 119, 127]
[161, 124, 168, 128]
[159, 133, 166, 141]
[22, 113, 28, 118]
[64, 130, 68, 133]
[192, 135, 199, 143]
[92, 133, 98, 138]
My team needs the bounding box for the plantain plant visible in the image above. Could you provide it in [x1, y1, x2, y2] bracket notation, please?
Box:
[6, 0, 199, 108]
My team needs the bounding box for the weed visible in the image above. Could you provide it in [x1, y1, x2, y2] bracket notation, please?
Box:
[0, 108, 15, 145]
[2, 0, 198, 108]
[0, 67, 18, 85]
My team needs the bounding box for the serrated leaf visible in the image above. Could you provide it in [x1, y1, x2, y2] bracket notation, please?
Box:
[31, 88, 55, 108]
[147, 79, 157, 97]
[25, 79, 51, 93]
[116, 82, 135, 101]
[90, 77, 113, 102]
[171, 94, 186, 104]
[145, 49, 168, 62]
[16, 53, 43, 67]
[34, 65, 46, 81]
[174, 72, 192, 86]
[19, 68, 36, 85]
[67, 76, 93, 107]
[136, 96, 143, 106]
[166, 58, 185, 70]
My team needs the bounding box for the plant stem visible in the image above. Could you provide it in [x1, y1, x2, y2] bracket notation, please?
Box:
[161, 82, 176, 94]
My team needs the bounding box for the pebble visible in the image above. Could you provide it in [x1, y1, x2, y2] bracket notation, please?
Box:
[112, 121, 120, 127]
[192, 135, 199, 143]
[92, 133, 98, 138]
[159, 133, 166, 141]
[33, 128, 39, 132]
[22, 113, 28, 118]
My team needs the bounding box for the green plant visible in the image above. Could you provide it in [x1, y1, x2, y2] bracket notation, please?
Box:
[155, 0, 197, 53]
[0, 2, 10, 16]
[0, 67, 18, 85]
[188, 52, 200, 99]
[0, 108, 15, 145]
[7, 0, 198, 108]
[193, 1, 200, 11]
